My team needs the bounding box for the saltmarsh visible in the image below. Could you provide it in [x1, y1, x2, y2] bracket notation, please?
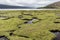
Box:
[0, 10, 60, 40]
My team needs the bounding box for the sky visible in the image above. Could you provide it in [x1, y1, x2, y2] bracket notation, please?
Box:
[0, 0, 60, 8]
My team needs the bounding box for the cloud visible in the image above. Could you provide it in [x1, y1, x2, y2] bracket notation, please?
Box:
[0, 0, 60, 7]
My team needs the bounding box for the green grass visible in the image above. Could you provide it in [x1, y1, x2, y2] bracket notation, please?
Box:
[0, 10, 60, 40]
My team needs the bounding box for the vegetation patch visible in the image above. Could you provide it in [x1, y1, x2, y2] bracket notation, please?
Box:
[0, 10, 60, 40]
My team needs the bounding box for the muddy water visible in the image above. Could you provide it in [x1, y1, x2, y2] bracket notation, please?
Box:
[50, 30, 60, 40]
[0, 36, 8, 40]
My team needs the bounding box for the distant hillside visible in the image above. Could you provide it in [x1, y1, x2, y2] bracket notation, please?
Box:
[0, 4, 34, 9]
[46, 1, 60, 9]
[38, 1, 60, 9]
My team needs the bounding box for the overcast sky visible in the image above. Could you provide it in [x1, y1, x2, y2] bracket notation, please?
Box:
[0, 0, 60, 7]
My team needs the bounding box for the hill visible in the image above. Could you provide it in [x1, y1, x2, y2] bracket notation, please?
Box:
[37, 1, 60, 9]
[0, 4, 34, 9]
[45, 1, 60, 9]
